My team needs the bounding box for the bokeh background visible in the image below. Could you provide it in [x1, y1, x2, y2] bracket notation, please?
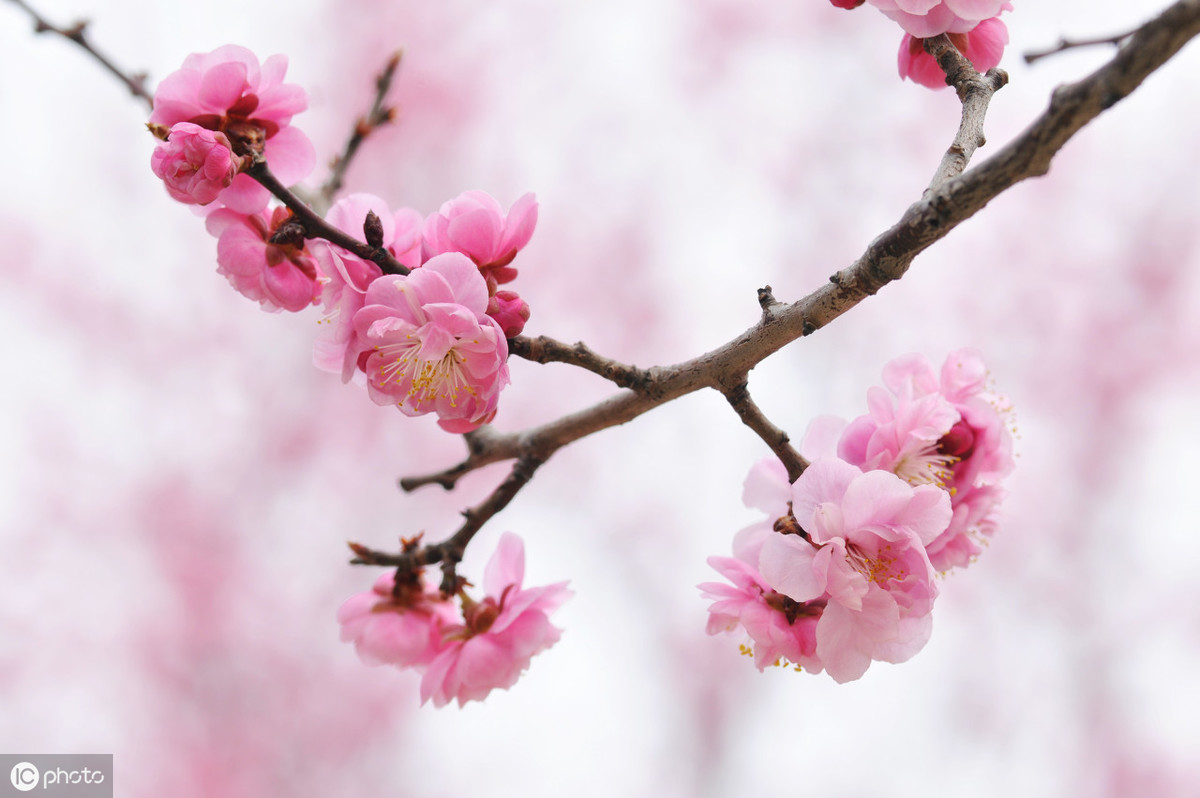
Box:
[3, 1, 1199, 795]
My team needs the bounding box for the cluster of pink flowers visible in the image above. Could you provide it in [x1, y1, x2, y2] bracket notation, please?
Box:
[701, 349, 1013, 681]
[338, 533, 571, 707]
[829, 0, 1013, 89]
[148, 48, 538, 431]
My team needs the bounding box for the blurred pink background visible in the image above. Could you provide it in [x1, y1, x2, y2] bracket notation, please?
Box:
[3, 1, 1199, 795]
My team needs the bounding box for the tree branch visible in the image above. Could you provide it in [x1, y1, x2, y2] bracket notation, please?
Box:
[1024, 25, 1141, 65]
[719, 380, 809, 483]
[400, 0, 1200, 495]
[245, 159, 411, 275]
[352, 455, 546, 590]
[508, 335, 653, 390]
[318, 50, 402, 212]
[922, 34, 1009, 191]
[7, 0, 154, 110]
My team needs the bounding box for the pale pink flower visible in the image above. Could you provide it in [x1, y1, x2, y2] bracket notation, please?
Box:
[840, 349, 1014, 571]
[422, 191, 538, 287]
[699, 459, 826, 673]
[759, 458, 950, 682]
[866, 0, 1009, 38]
[205, 206, 323, 312]
[150, 45, 315, 213]
[150, 122, 240, 205]
[338, 571, 457, 668]
[420, 533, 571, 708]
[311, 194, 424, 379]
[351, 253, 510, 432]
[898, 13, 1010, 89]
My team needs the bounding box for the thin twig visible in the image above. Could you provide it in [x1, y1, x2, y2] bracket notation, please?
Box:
[245, 160, 411, 275]
[318, 50, 403, 211]
[1024, 26, 1141, 65]
[923, 34, 1009, 191]
[7, 0, 154, 110]
[719, 380, 809, 483]
[399, 0, 1200, 495]
[352, 455, 546, 585]
[508, 335, 653, 390]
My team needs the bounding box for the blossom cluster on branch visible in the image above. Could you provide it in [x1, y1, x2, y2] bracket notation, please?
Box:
[701, 350, 1014, 682]
[21, 0, 1196, 706]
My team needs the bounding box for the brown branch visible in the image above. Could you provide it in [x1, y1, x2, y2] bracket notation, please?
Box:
[245, 159, 411, 275]
[1024, 25, 1141, 65]
[7, 0, 153, 110]
[923, 34, 1009, 190]
[508, 335, 653, 390]
[318, 50, 403, 211]
[719, 380, 809, 483]
[352, 455, 546, 587]
[400, 0, 1200, 493]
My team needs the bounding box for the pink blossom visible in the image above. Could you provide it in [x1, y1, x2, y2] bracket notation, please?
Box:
[420, 533, 571, 708]
[699, 459, 826, 673]
[422, 191, 538, 287]
[150, 122, 240, 205]
[351, 253, 510, 431]
[205, 206, 323, 312]
[829, 0, 866, 8]
[700, 556, 825, 674]
[311, 194, 424, 379]
[150, 45, 315, 213]
[759, 458, 950, 682]
[866, 0, 1010, 38]
[839, 349, 1015, 571]
[898, 14, 1010, 89]
[338, 571, 456, 668]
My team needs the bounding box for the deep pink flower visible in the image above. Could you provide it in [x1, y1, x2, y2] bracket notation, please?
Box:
[150, 45, 315, 213]
[205, 206, 323, 312]
[758, 458, 950, 682]
[486, 290, 531, 338]
[338, 572, 457, 669]
[150, 122, 240, 205]
[420, 533, 571, 708]
[898, 14, 1010, 89]
[311, 194, 424, 379]
[422, 191, 538, 287]
[867, 0, 1010, 38]
[839, 349, 1014, 571]
[830, 0, 866, 8]
[352, 253, 510, 432]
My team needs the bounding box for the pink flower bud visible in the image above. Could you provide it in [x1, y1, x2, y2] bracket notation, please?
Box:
[829, 0, 865, 8]
[150, 122, 239, 205]
[487, 290, 531, 338]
